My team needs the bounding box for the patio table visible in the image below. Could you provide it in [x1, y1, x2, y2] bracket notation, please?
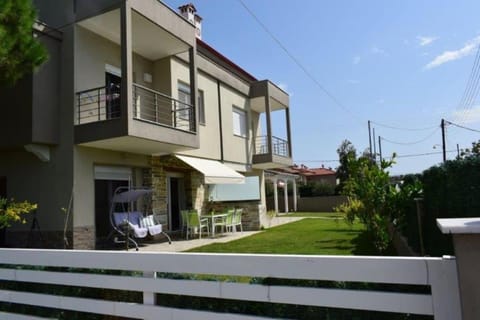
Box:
[201, 213, 228, 237]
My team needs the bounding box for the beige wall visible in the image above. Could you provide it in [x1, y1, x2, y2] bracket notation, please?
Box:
[75, 26, 163, 93]
[73, 146, 149, 228]
[181, 71, 221, 160]
[220, 83, 251, 165]
[169, 57, 264, 168]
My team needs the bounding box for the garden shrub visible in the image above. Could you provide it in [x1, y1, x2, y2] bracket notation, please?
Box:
[420, 156, 480, 256]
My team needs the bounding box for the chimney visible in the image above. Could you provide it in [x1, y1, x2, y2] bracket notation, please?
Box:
[178, 3, 202, 39]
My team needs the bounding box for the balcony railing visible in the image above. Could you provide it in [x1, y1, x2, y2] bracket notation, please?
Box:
[255, 135, 290, 157]
[75, 84, 196, 133]
[76, 85, 121, 124]
[133, 83, 195, 133]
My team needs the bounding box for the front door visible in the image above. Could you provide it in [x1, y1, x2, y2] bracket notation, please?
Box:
[168, 177, 186, 231]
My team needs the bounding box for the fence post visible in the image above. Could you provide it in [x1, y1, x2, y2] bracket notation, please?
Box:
[437, 218, 480, 320]
[427, 256, 462, 320]
[143, 271, 157, 320]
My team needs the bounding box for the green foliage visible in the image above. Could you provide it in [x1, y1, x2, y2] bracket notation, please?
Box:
[335, 139, 357, 192]
[298, 181, 336, 197]
[0, 0, 48, 86]
[420, 156, 480, 256]
[0, 198, 37, 229]
[459, 139, 480, 159]
[335, 153, 401, 252]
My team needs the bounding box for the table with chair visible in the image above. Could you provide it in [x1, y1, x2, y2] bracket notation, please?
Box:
[181, 208, 244, 239]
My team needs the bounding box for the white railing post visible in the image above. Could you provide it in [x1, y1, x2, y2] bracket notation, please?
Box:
[437, 218, 480, 320]
[143, 271, 157, 320]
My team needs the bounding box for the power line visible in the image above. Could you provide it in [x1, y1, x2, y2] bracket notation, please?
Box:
[380, 127, 440, 145]
[237, 0, 363, 124]
[384, 150, 457, 159]
[296, 149, 458, 163]
[456, 43, 480, 124]
[294, 159, 339, 163]
[445, 120, 480, 133]
[370, 120, 438, 131]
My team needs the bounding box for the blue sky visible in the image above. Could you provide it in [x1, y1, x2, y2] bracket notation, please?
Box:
[164, 0, 480, 175]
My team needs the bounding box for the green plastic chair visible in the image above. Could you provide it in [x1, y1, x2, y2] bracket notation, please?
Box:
[185, 210, 209, 240]
[180, 209, 189, 237]
[224, 209, 235, 232]
[231, 208, 243, 232]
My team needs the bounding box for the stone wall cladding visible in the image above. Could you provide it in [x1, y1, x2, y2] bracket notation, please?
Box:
[149, 155, 262, 231]
[73, 226, 95, 250]
[206, 201, 262, 231]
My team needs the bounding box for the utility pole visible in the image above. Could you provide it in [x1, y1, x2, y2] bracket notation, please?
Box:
[441, 119, 446, 162]
[378, 136, 383, 163]
[373, 128, 377, 162]
[457, 143, 460, 158]
[368, 120, 373, 158]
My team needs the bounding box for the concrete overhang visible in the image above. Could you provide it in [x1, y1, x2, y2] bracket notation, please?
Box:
[78, 6, 193, 61]
[250, 80, 289, 113]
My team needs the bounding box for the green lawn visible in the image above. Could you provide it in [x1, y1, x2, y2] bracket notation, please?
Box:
[278, 212, 343, 218]
[187, 214, 379, 255]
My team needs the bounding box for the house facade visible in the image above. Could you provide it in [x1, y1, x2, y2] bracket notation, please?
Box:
[0, 0, 292, 249]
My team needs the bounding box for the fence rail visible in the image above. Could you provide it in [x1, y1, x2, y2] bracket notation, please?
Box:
[0, 249, 461, 319]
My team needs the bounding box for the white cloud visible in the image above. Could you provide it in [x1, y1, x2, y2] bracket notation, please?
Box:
[417, 35, 438, 46]
[425, 35, 480, 70]
[452, 105, 480, 124]
[371, 46, 386, 55]
[353, 56, 361, 64]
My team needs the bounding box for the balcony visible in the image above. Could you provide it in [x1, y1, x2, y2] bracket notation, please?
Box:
[253, 135, 293, 169]
[73, 2, 199, 155]
[250, 80, 293, 169]
[75, 84, 198, 154]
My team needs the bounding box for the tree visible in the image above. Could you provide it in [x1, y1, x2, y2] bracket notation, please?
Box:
[459, 140, 480, 159]
[335, 140, 357, 192]
[0, 0, 48, 86]
[336, 155, 397, 252]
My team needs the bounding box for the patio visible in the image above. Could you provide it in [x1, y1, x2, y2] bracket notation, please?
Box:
[141, 230, 260, 252]
[140, 215, 303, 252]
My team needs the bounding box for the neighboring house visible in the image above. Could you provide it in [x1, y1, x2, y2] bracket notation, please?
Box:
[276, 164, 337, 186]
[0, 1, 293, 249]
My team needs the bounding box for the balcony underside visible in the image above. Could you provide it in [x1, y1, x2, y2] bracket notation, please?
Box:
[252, 154, 293, 169]
[77, 133, 196, 155]
[78, 8, 191, 61]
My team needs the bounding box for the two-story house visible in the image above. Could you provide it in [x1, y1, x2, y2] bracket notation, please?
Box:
[0, 0, 293, 249]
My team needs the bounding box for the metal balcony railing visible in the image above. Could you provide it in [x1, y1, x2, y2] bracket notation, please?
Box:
[133, 83, 195, 133]
[76, 85, 120, 124]
[75, 84, 196, 133]
[255, 135, 290, 157]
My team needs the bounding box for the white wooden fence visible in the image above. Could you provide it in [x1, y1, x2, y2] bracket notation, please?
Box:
[0, 249, 461, 319]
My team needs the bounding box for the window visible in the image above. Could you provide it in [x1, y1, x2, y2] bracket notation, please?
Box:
[177, 81, 191, 120]
[232, 107, 247, 137]
[198, 90, 205, 125]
